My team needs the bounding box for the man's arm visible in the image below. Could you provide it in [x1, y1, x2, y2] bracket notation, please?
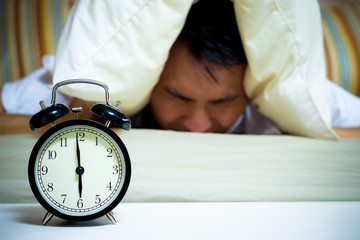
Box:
[332, 127, 360, 139]
[0, 114, 50, 135]
[0, 97, 100, 135]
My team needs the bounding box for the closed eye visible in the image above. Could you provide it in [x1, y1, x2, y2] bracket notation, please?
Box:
[165, 88, 193, 102]
[209, 95, 239, 104]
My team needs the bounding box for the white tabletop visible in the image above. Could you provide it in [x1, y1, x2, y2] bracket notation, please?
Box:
[1, 202, 360, 240]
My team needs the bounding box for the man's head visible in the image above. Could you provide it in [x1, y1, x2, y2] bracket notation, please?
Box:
[150, 0, 248, 133]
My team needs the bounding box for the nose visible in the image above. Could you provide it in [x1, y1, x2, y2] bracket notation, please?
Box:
[183, 106, 212, 132]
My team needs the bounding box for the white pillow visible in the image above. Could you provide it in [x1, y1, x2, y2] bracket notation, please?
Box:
[53, 0, 337, 139]
[234, 0, 337, 140]
[53, 0, 193, 115]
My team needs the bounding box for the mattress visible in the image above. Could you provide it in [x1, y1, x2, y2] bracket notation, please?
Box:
[1, 129, 359, 203]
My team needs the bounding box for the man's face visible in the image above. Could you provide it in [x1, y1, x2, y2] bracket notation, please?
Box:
[150, 42, 248, 133]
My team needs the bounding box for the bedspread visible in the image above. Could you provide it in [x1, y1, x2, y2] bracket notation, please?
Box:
[1, 129, 359, 203]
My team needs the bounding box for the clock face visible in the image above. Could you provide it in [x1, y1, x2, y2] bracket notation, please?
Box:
[28, 119, 131, 221]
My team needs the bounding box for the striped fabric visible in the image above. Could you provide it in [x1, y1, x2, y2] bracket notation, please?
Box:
[322, 3, 360, 97]
[1, 1, 359, 98]
[0, 0, 74, 87]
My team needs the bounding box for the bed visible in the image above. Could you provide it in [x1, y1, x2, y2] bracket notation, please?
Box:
[1, 129, 360, 203]
[1, 0, 360, 238]
[1, 129, 360, 239]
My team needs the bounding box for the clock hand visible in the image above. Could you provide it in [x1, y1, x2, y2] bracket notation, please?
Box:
[78, 174, 83, 199]
[76, 133, 81, 168]
[75, 133, 84, 198]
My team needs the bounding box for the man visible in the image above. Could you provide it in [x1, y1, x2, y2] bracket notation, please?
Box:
[130, 0, 360, 136]
[1, 0, 359, 137]
[131, 0, 281, 134]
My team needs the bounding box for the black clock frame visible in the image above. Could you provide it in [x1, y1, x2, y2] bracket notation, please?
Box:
[28, 119, 131, 221]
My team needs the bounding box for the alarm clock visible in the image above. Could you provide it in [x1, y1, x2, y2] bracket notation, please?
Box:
[28, 79, 131, 225]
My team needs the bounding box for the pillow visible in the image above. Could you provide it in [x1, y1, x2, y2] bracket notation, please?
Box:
[53, 0, 337, 139]
[321, 2, 360, 97]
[52, 0, 193, 116]
[234, 0, 337, 140]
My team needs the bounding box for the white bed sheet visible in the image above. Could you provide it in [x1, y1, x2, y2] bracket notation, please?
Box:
[1, 129, 359, 203]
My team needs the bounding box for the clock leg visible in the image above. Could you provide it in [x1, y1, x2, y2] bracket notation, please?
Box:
[106, 211, 117, 224]
[42, 211, 54, 225]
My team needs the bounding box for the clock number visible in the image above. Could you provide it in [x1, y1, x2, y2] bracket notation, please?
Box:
[61, 194, 67, 203]
[95, 137, 99, 146]
[48, 150, 57, 160]
[60, 138, 68, 147]
[79, 132, 85, 141]
[106, 182, 112, 191]
[113, 165, 119, 175]
[47, 183, 54, 192]
[41, 166, 48, 175]
[77, 199, 84, 208]
[95, 194, 101, 204]
[107, 148, 113, 157]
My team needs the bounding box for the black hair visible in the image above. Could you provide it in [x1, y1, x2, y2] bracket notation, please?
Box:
[178, 0, 247, 82]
